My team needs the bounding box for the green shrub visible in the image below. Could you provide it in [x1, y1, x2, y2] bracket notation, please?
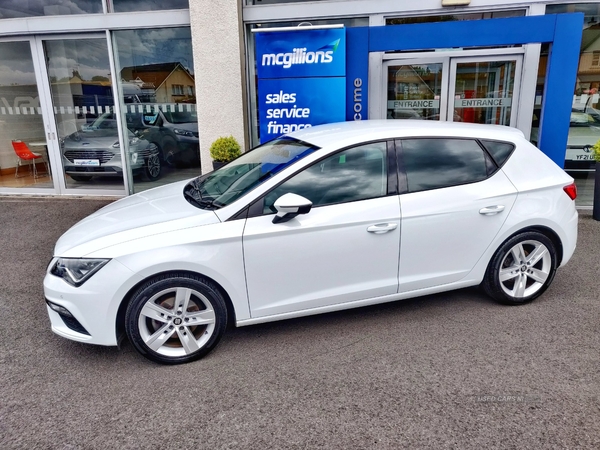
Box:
[209, 135, 241, 162]
[592, 139, 600, 163]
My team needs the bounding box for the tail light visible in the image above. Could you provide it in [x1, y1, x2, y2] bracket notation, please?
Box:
[563, 182, 577, 200]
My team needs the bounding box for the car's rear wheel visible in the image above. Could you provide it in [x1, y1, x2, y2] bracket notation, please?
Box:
[483, 231, 557, 305]
[144, 153, 161, 181]
[125, 273, 227, 364]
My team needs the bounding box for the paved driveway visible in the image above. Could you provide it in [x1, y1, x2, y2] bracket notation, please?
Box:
[0, 197, 599, 449]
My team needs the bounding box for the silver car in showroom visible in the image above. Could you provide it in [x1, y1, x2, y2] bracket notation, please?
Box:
[61, 113, 162, 182]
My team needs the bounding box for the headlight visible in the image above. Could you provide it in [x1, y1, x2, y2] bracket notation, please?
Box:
[50, 258, 110, 287]
[112, 137, 140, 148]
[173, 128, 194, 137]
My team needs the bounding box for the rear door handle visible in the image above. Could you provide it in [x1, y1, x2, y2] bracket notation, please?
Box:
[367, 223, 398, 234]
[479, 205, 505, 215]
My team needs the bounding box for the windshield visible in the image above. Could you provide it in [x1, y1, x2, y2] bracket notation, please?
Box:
[183, 137, 319, 210]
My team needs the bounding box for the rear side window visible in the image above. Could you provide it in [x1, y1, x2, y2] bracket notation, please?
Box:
[400, 138, 489, 193]
[480, 140, 515, 167]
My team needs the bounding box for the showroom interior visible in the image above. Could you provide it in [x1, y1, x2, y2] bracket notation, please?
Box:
[0, 0, 598, 207]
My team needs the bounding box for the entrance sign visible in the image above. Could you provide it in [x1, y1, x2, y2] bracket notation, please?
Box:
[454, 98, 512, 108]
[389, 100, 440, 109]
[255, 27, 346, 143]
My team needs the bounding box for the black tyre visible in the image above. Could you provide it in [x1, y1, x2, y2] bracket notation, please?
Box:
[144, 153, 162, 181]
[483, 231, 558, 305]
[70, 175, 93, 182]
[125, 273, 227, 364]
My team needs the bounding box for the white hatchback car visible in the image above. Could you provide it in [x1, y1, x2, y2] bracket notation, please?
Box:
[44, 120, 578, 364]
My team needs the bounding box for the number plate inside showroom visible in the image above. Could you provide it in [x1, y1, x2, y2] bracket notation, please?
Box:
[73, 159, 100, 166]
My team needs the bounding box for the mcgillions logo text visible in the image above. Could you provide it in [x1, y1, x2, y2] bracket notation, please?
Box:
[261, 39, 340, 69]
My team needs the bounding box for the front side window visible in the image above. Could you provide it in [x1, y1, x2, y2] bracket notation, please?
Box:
[400, 138, 489, 193]
[263, 141, 388, 213]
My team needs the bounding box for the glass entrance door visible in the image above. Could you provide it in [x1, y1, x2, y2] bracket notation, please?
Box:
[384, 54, 523, 127]
[449, 56, 522, 126]
[386, 59, 449, 121]
[0, 34, 127, 195]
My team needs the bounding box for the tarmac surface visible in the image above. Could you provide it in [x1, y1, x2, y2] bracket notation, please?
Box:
[0, 196, 599, 449]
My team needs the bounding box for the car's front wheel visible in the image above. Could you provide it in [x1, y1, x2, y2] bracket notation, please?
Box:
[483, 231, 558, 305]
[125, 273, 227, 364]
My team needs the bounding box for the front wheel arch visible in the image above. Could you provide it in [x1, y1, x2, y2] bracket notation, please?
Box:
[115, 270, 237, 347]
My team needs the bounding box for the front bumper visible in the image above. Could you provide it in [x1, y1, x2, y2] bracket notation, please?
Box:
[44, 258, 136, 346]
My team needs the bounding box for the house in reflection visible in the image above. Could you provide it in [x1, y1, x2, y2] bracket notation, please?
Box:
[120, 62, 195, 104]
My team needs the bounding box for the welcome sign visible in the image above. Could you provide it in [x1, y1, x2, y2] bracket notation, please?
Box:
[255, 27, 346, 143]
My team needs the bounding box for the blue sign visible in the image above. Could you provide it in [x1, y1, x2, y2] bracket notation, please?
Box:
[256, 28, 346, 79]
[259, 77, 346, 142]
[256, 27, 347, 143]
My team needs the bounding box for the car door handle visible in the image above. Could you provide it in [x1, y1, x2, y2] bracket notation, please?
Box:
[479, 205, 505, 215]
[367, 223, 398, 234]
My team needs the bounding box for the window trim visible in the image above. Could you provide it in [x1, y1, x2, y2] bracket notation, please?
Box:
[246, 138, 396, 219]
[396, 136, 504, 195]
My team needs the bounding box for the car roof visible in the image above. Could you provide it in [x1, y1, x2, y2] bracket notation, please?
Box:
[287, 120, 525, 148]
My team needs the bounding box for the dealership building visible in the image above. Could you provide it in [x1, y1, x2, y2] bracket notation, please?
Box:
[0, 0, 597, 207]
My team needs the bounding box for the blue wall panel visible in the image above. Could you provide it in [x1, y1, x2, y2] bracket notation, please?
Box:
[369, 16, 557, 52]
[346, 27, 369, 121]
[538, 14, 585, 167]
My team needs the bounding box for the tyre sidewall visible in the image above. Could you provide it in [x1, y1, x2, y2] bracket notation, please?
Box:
[125, 274, 227, 364]
[484, 231, 558, 305]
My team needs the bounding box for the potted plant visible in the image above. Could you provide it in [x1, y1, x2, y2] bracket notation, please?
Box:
[592, 139, 600, 221]
[209, 135, 241, 171]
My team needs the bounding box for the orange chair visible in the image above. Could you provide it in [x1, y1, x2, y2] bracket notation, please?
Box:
[12, 140, 49, 179]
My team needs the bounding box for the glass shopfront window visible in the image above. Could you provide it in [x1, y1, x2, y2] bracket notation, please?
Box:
[112, 27, 198, 193]
[538, 4, 600, 207]
[109, 0, 189, 13]
[386, 10, 525, 25]
[0, 1, 101, 18]
[44, 38, 121, 190]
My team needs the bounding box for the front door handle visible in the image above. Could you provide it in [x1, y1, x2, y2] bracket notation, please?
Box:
[367, 223, 398, 234]
[479, 205, 505, 215]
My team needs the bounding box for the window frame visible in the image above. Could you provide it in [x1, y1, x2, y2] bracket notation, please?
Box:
[245, 138, 398, 219]
[395, 136, 502, 195]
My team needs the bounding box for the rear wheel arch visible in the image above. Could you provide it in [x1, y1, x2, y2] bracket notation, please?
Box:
[115, 270, 237, 345]
[522, 225, 563, 267]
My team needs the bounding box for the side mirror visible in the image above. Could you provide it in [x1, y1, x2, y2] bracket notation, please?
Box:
[272, 193, 312, 224]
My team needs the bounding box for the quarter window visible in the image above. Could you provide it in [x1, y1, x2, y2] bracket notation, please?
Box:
[400, 138, 489, 193]
[263, 142, 388, 213]
[480, 140, 515, 167]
